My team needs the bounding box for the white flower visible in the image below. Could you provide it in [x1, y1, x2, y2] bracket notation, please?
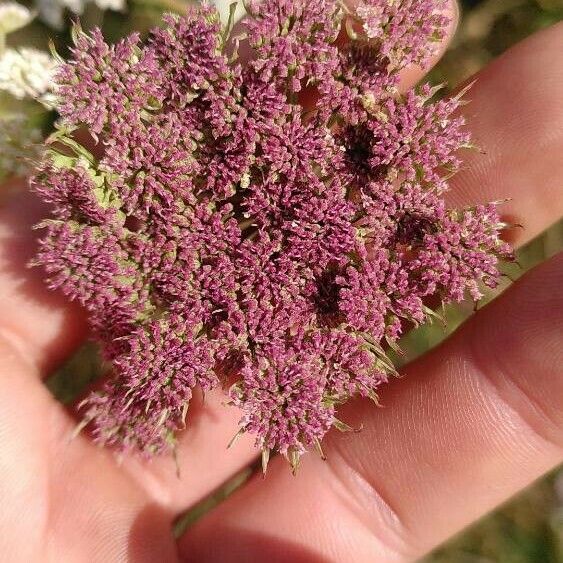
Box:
[34, 0, 64, 29]
[0, 113, 43, 180]
[35, 0, 125, 29]
[0, 2, 33, 35]
[0, 47, 57, 105]
[213, 0, 245, 27]
[94, 0, 124, 11]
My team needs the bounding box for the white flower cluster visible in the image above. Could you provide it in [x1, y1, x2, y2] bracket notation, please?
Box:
[0, 3, 58, 105]
[0, 46, 57, 104]
[0, 1, 33, 34]
[0, 0, 125, 181]
[0, 3, 50, 180]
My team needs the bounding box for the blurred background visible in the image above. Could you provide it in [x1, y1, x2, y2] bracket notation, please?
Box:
[1, 0, 562, 560]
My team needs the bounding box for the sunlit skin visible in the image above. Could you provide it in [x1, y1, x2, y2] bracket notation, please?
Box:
[0, 1, 561, 561]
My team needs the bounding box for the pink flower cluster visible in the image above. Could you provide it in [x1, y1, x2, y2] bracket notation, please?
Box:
[33, 1, 511, 467]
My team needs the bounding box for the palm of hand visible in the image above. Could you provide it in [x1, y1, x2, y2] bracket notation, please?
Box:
[0, 12, 562, 563]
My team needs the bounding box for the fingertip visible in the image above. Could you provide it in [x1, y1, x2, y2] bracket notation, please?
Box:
[398, 0, 460, 91]
[446, 22, 563, 243]
[0, 189, 89, 378]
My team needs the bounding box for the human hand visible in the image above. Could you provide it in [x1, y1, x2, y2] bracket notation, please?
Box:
[0, 4, 562, 561]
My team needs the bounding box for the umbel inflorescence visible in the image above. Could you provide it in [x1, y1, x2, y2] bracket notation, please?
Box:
[33, 0, 512, 469]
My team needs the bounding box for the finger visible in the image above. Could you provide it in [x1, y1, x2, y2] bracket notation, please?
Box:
[0, 313, 255, 548]
[447, 22, 563, 246]
[344, 0, 460, 90]
[179, 255, 563, 563]
[0, 332, 177, 562]
[120, 389, 258, 514]
[397, 0, 459, 91]
[297, 0, 459, 108]
[0, 188, 88, 377]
